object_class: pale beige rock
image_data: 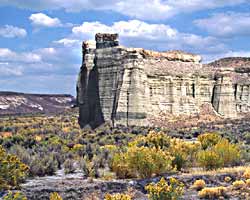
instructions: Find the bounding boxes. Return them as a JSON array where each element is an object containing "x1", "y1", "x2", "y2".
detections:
[{"x1": 77, "y1": 33, "x2": 250, "y2": 128}]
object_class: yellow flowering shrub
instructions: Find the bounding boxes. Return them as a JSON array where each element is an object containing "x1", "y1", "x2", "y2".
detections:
[
  {"x1": 111, "y1": 153, "x2": 134, "y2": 179},
  {"x1": 34, "y1": 135, "x2": 42, "y2": 142},
  {"x1": 128, "y1": 132, "x2": 200, "y2": 171},
  {"x1": 169, "y1": 139, "x2": 201, "y2": 170},
  {"x1": 212, "y1": 138, "x2": 241, "y2": 167},
  {"x1": 198, "y1": 133, "x2": 221, "y2": 149},
  {"x1": 49, "y1": 192, "x2": 63, "y2": 200},
  {"x1": 3, "y1": 191, "x2": 27, "y2": 200},
  {"x1": 72, "y1": 144, "x2": 84, "y2": 151},
  {"x1": 0, "y1": 145, "x2": 29, "y2": 190},
  {"x1": 128, "y1": 131, "x2": 171, "y2": 149},
  {"x1": 101, "y1": 145, "x2": 118, "y2": 152},
  {"x1": 232, "y1": 180, "x2": 245, "y2": 190},
  {"x1": 191, "y1": 179, "x2": 206, "y2": 191},
  {"x1": 197, "y1": 138, "x2": 241, "y2": 170},
  {"x1": 198, "y1": 187, "x2": 227, "y2": 199},
  {"x1": 224, "y1": 176, "x2": 232, "y2": 182},
  {"x1": 104, "y1": 193, "x2": 132, "y2": 200},
  {"x1": 245, "y1": 179, "x2": 250, "y2": 187},
  {"x1": 243, "y1": 168, "x2": 250, "y2": 179},
  {"x1": 112, "y1": 146, "x2": 173, "y2": 178},
  {"x1": 145, "y1": 177, "x2": 184, "y2": 200},
  {"x1": 197, "y1": 149, "x2": 222, "y2": 170}
]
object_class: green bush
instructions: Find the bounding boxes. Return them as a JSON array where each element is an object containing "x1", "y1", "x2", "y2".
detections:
[
  {"x1": 145, "y1": 177, "x2": 184, "y2": 200},
  {"x1": 29, "y1": 154, "x2": 58, "y2": 176},
  {"x1": 243, "y1": 132, "x2": 250, "y2": 144},
  {"x1": 63, "y1": 159, "x2": 76, "y2": 174},
  {"x1": 81, "y1": 157, "x2": 99, "y2": 178}
]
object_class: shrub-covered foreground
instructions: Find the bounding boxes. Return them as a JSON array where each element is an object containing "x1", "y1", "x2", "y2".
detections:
[
  {"x1": 110, "y1": 132, "x2": 242, "y2": 178},
  {"x1": 1, "y1": 113, "x2": 250, "y2": 199}
]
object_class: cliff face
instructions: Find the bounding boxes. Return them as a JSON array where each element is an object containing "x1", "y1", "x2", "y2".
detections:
[{"x1": 77, "y1": 33, "x2": 250, "y2": 128}]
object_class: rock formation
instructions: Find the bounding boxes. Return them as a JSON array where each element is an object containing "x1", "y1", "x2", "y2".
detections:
[{"x1": 77, "y1": 33, "x2": 250, "y2": 128}]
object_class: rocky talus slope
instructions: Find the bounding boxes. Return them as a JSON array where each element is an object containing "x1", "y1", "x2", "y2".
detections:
[
  {"x1": 77, "y1": 33, "x2": 250, "y2": 128},
  {"x1": 0, "y1": 92, "x2": 75, "y2": 115}
]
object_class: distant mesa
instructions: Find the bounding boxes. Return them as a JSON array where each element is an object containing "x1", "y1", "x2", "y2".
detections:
[
  {"x1": 0, "y1": 91, "x2": 75, "y2": 116},
  {"x1": 77, "y1": 33, "x2": 250, "y2": 128}
]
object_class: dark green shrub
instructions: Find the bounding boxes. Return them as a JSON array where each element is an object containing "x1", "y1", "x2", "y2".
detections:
[{"x1": 63, "y1": 159, "x2": 76, "y2": 174}]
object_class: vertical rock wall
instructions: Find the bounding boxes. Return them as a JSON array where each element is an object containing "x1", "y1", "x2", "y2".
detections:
[
  {"x1": 77, "y1": 40, "x2": 104, "y2": 128},
  {"x1": 77, "y1": 33, "x2": 250, "y2": 128}
]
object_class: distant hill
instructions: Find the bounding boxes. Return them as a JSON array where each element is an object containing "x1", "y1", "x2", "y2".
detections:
[
  {"x1": 207, "y1": 57, "x2": 250, "y2": 68},
  {"x1": 0, "y1": 91, "x2": 76, "y2": 116}
]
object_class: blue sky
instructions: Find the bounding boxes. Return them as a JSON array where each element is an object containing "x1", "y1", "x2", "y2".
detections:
[{"x1": 0, "y1": 0, "x2": 250, "y2": 95}]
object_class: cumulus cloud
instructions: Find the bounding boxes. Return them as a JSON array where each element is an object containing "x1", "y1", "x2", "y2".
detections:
[
  {"x1": 194, "y1": 12, "x2": 250, "y2": 37},
  {"x1": 0, "y1": 0, "x2": 247, "y2": 20},
  {"x1": 69, "y1": 20, "x2": 225, "y2": 54},
  {"x1": 72, "y1": 20, "x2": 177, "y2": 40},
  {"x1": 0, "y1": 45, "x2": 80, "y2": 79},
  {"x1": 0, "y1": 46, "x2": 78, "y2": 94},
  {"x1": 0, "y1": 48, "x2": 41, "y2": 63},
  {"x1": 0, "y1": 25, "x2": 27, "y2": 38},
  {"x1": 29, "y1": 13, "x2": 62, "y2": 27}
]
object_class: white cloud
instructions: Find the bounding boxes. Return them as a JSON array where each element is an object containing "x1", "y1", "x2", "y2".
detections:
[
  {"x1": 70, "y1": 20, "x2": 224, "y2": 54},
  {"x1": 0, "y1": 48, "x2": 41, "y2": 63},
  {"x1": 0, "y1": 0, "x2": 247, "y2": 20},
  {"x1": 194, "y1": 12, "x2": 250, "y2": 37},
  {"x1": 72, "y1": 20, "x2": 177, "y2": 40},
  {"x1": 0, "y1": 25, "x2": 27, "y2": 38},
  {"x1": 29, "y1": 13, "x2": 62, "y2": 27},
  {"x1": 54, "y1": 38, "x2": 80, "y2": 47},
  {"x1": 0, "y1": 48, "x2": 15, "y2": 57},
  {"x1": 0, "y1": 44, "x2": 81, "y2": 79},
  {"x1": 0, "y1": 62, "x2": 23, "y2": 76}
]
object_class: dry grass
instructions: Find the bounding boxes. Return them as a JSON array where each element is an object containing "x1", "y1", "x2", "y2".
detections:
[{"x1": 188, "y1": 166, "x2": 250, "y2": 176}]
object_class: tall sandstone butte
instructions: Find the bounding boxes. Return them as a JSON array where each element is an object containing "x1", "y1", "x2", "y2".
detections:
[{"x1": 77, "y1": 33, "x2": 250, "y2": 128}]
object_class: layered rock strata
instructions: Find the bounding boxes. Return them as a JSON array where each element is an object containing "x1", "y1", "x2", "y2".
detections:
[{"x1": 77, "y1": 33, "x2": 250, "y2": 128}]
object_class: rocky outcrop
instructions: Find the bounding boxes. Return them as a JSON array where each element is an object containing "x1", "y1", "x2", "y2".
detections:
[{"x1": 77, "y1": 33, "x2": 250, "y2": 128}]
